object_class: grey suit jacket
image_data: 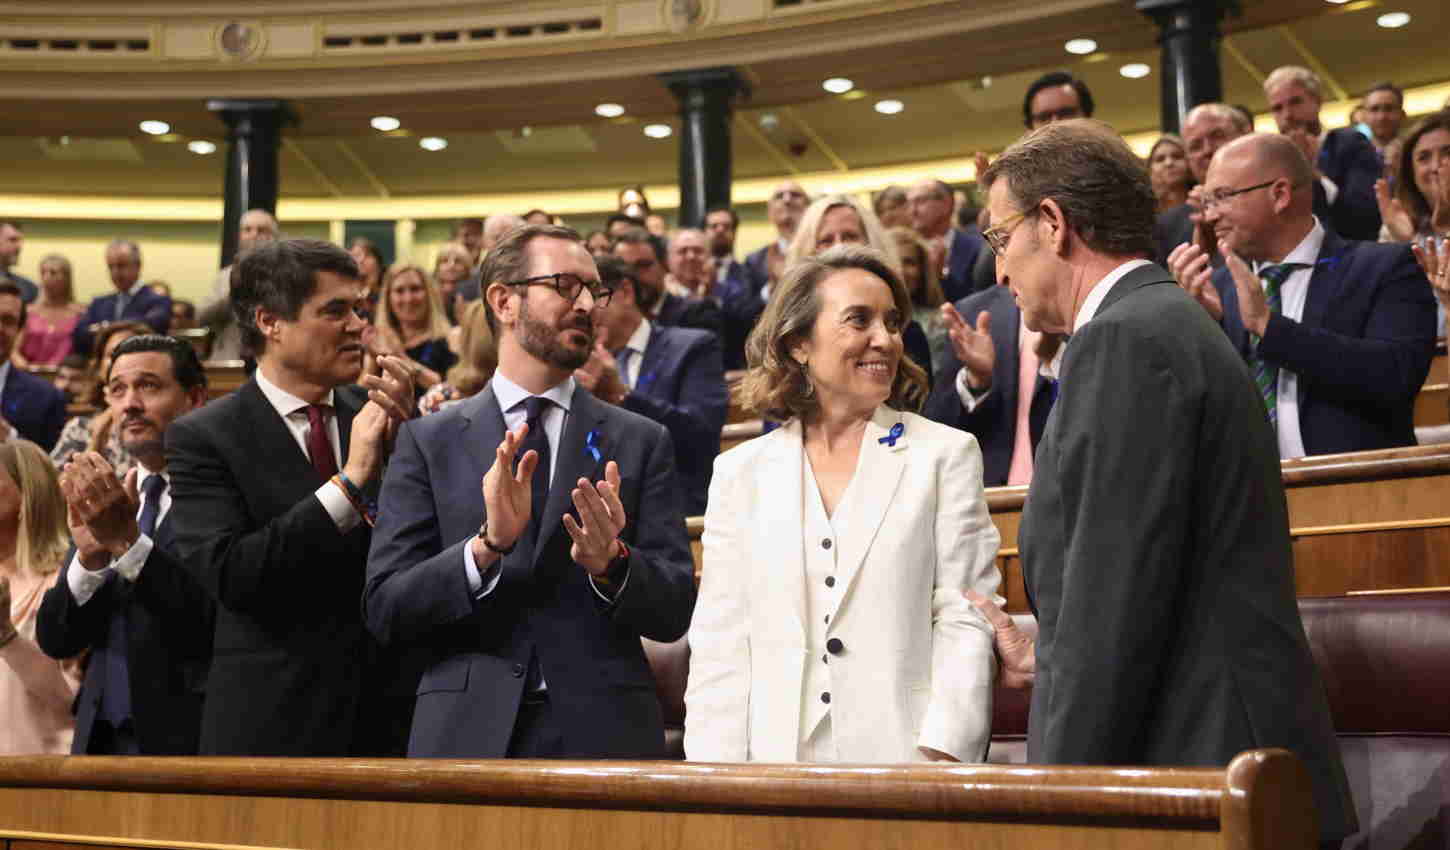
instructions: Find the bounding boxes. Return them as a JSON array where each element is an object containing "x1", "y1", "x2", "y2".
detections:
[{"x1": 1018, "y1": 263, "x2": 1356, "y2": 841}]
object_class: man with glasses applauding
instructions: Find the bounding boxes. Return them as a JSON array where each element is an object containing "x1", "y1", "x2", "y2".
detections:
[
  {"x1": 365, "y1": 224, "x2": 696, "y2": 759},
  {"x1": 1190, "y1": 133, "x2": 1435, "y2": 458}
]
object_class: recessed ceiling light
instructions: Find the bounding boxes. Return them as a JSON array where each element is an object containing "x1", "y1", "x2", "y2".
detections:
[
  {"x1": 595, "y1": 103, "x2": 625, "y2": 118},
  {"x1": 1376, "y1": 11, "x2": 1410, "y2": 27},
  {"x1": 139, "y1": 120, "x2": 170, "y2": 135},
  {"x1": 822, "y1": 77, "x2": 854, "y2": 94},
  {"x1": 187, "y1": 140, "x2": 217, "y2": 155},
  {"x1": 1064, "y1": 38, "x2": 1098, "y2": 55},
  {"x1": 643, "y1": 123, "x2": 673, "y2": 139},
  {"x1": 1324, "y1": 0, "x2": 1351, "y2": 4},
  {"x1": 1120, "y1": 63, "x2": 1151, "y2": 79},
  {"x1": 419, "y1": 137, "x2": 448, "y2": 151},
  {"x1": 874, "y1": 99, "x2": 904, "y2": 115},
  {"x1": 370, "y1": 116, "x2": 401, "y2": 131}
]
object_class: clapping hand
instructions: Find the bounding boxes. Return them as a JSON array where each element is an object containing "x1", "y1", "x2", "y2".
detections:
[
  {"x1": 1221, "y1": 241, "x2": 1271, "y2": 337},
  {"x1": 563, "y1": 461, "x2": 627, "y2": 578},
  {"x1": 940, "y1": 303, "x2": 994, "y2": 390},
  {"x1": 1375, "y1": 178, "x2": 1416, "y2": 242},
  {"x1": 575, "y1": 342, "x2": 628, "y2": 405},
  {"x1": 1166, "y1": 242, "x2": 1223, "y2": 321},
  {"x1": 1411, "y1": 235, "x2": 1450, "y2": 314},
  {"x1": 477, "y1": 421, "x2": 540, "y2": 559},
  {"x1": 59, "y1": 452, "x2": 139, "y2": 559},
  {"x1": 359, "y1": 354, "x2": 415, "y2": 426}
]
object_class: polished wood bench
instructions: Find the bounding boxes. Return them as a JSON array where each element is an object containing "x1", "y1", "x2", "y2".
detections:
[{"x1": 0, "y1": 749, "x2": 1318, "y2": 850}]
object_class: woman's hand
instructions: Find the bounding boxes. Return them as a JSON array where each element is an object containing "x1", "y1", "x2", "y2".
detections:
[
  {"x1": 965, "y1": 589, "x2": 1035, "y2": 690},
  {"x1": 1375, "y1": 178, "x2": 1416, "y2": 243},
  {"x1": 0, "y1": 576, "x2": 16, "y2": 645},
  {"x1": 1411, "y1": 236, "x2": 1450, "y2": 314}
]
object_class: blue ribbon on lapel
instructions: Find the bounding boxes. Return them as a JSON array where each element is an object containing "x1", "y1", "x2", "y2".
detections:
[
  {"x1": 585, "y1": 429, "x2": 602, "y2": 462},
  {"x1": 878, "y1": 422, "x2": 904, "y2": 447},
  {"x1": 637, "y1": 372, "x2": 657, "y2": 389}
]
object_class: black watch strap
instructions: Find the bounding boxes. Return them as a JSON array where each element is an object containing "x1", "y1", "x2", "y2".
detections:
[{"x1": 479, "y1": 520, "x2": 516, "y2": 555}]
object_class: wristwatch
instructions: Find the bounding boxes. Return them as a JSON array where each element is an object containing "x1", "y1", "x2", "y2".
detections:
[{"x1": 478, "y1": 519, "x2": 516, "y2": 555}]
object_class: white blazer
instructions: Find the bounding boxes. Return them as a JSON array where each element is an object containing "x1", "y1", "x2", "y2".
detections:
[{"x1": 684, "y1": 407, "x2": 1002, "y2": 763}]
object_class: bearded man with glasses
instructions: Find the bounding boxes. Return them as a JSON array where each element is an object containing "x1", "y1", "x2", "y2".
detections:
[{"x1": 365, "y1": 223, "x2": 696, "y2": 759}]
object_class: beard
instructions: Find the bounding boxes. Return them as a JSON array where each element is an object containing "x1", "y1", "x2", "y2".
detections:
[
  {"x1": 118, "y1": 414, "x2": 165, "y2": 459},
  {"x1": 517, "y1": 294, "x2": 593, "y2": 370}
]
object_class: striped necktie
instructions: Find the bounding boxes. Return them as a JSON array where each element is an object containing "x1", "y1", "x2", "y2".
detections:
[{"x1": 1249, "y1": 262, "x2": 1307, "y2": 428}]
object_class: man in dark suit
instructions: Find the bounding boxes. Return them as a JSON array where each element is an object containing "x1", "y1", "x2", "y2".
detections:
[
  {"x1": 613, "y1": 228, "x2": 723, "y2": 338},
  {"x1": 742, "y1": 180, "x2": 808, "y2": 299},
  {"x1": 0, "y1": 282, "x2": 66, "y2": 450},
  {"x1": 1154, "y1": 103, "x2": 1252, "y2": 265},
  {"x1": 166, "y1": 238, "x2": 417, "y2": 757},
  {"x1": 0, "y1": 221, "x2": 38, "y2": 303},
  {"x1": 1265, "y1": 66, "x2": 1382, "y2": 242},
  {"x1": 1202, "y1": 133, "x2": 1435, "y2": 458},
  {"x1": 705, "y1": 206, "x2": 755, "y2": 369},
  {"x1": 909, "y1": 179, "x2": 985, "y2": 303},
  {"x1": 73, "y1": 240, "x2": 172, "y2": 356},
  {"x1": 575, "y1": 255, "x2": 726, "y2": 515},
  {"x1": 922, "y1": 284, "x2": 1058, "y2": 487},
  {"x1": 983, "y1": 119, "x2": 1355, "y2": 845},
  {"x1": 38, "y1": 335, "x2": 213, "y2": 755},
  {"x1": 364, "y1": 224, "x2": 696, "y2": 759}
]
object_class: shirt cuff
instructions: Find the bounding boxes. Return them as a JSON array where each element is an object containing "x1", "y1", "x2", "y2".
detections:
[
  {"x1": 67, "y1": 554, "x2": 112, "y2": 606},
  {"x1": 111, "y1": 533, "x2": 154, "y2": 582},
  {"x1": 463, "y1": 538, "x2": 503, "y2": 598},
  {"x1": 316, "y1": 480, "x2": 363, "y2": 533},
  {"x1": 1319, "y1": 175, "x2": 1339, "y2": 206},
  {"x1": 954, "y1": 368, "x2": 991, "y2": 413}
]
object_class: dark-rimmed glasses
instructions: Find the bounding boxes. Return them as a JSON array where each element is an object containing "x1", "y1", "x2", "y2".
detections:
[
  {"x1": 506, "y1": 273, "x2": 613, "y2": 308},
  {"x1": 982, "y1": 209, "x2": 1033, "y2": 257},
  {"x1": 1200, "y1": 180, "x2": 1279, "y2": 212}
]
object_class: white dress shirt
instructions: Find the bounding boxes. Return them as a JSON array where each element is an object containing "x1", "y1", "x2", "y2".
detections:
[
  {"x1": 253, "y1": 368, "x2": 360, "y2": 532},
  {"x1": 1254, "y1": 218, "x2": 1325, "y2": 460},
  {"x1": 798, "y1": 454, "x2": 855, "y2": 760},
  {"x1": 68, "y1": 467, "x2": 171, "y2": 605},
  {"x1": 617, "y1": 319, "x2": 652, "y2": 390},
  {"x1": 1040, "y1": 259, "x2": 1153, "y2": 381}
]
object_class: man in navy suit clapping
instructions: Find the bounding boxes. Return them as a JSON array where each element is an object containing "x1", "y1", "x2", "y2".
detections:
[{"x1": 73, "y1": 240, "x2": 171, "y2": 356}]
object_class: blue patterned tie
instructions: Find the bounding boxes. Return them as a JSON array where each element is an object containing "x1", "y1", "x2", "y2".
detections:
[
  {"x1": 614, "y1": 348, "x2": 634, "y2": 390},
  {"x1": 1249, "y1": 263, "x2": 1306, "y2": 428}
]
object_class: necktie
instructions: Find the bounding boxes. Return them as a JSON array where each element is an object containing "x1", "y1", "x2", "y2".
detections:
[
  {"x1": 614, "y1": 348, "x2": 635, "y2": 390},
  {"x1": 113, "y1": 292, "x2": 128, "y2": 321},
  {"x1": 517, "y1": 397, "x2": 553, "y2": 545},
  {"x1": 100, "y1": 475, "x2": 165, "y2": 735},
  {"x1": 1249, "y1": 263, "x2": 1306, "y2": 428},
  {"x1": 305, "y1": 405, "x2": 338, "y2": 480},
  {"x1": 137, "y1": 473, "x2": 165, "y2": 537}
]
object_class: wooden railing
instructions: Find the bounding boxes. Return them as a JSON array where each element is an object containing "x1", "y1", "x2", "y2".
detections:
[{"x1": 0, "y1": 749, "x2": 1318, "y2": 850}]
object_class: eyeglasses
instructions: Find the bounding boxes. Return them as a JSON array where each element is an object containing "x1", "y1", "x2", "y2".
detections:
[
  {"x1": 506, "y1": 273, "x2": 613, "y2": 308},
  {"x1": 771, "y1": 189, "x2": 807, "y2": 202},
  {"x1": 982, "y1": 209, "x2": 1033, "y2": 257},
  {"x1": 1199, "y1": 179, "x2": 1280, "y2": 211}
]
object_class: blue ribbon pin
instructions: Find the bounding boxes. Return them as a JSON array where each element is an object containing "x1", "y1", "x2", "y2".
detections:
[
  {"x1": 878, "y1": 422, "x2": 904, "y2": 447},
  {"x1": 585, "y1": 429, "x2": 602, "y2": 462}
]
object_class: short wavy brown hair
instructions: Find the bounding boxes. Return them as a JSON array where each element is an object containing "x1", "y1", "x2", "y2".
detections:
[{"x1": 737, "y1": 245, "x2": 927, "y2": 423}]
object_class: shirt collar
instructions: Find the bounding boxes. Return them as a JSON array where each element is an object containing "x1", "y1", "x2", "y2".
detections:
[
  {"x1": 0, "y1": 360, "x2": 10, "y2": 398},
  {"x1": 624, "y1": 318, "x2": 651, "y2": 356},
  {"x1": 1253, "y1": 218, "x2": 1324, "y2": 273},
  {"x1": 1040, "y1": 258, "x2": 1154, "y2": 381},
  {"x1": 254, "y1": 368, "x2": 336, "y2": 418},
  {"x1": 490, "y1": 369, "x2": 576, "y2": 415},
  {"x1": 136, "y1": 466, "x2": 170, "y2": 493}
]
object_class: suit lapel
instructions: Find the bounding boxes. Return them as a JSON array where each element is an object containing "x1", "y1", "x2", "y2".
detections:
[
  {"x1": 236, "y1": 380, "x2": 317, "y2": 490},
  {"x1": 834, "y1": 408, "x2": 908, "y2": 607},
  {"x1": 1299, "y1": 230, "x2": 1342, "y2": 334},
  {"x1": 995, "y1": 290, "x2": 1023, "y2": 424},
  {"x1": 635, "y1": 327, "x2": 669, "y2": 396},
  {"x1": 759, "y1": 421, "x2": 807, "y2": 638},
  {"x1": 532, "y1": 386, "x2": 606, "y2": 567},
  {"x1": 458, "y1": 386, "x2": 506, "y2": 483}
]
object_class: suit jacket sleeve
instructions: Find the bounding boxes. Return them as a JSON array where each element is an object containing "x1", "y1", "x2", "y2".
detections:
[
  {"x1": 1038, "y1": 320, "x2": 1197, "y2": 763},
  {"x1": 1322, "y1": 131, "x2": 1384, "y2": 242},
  {"x1": 141, "y1": 292, "x2": 173, "y2": 334},
  {"x1": 682, "y1": 450, "x2": 751, "y2": 761},
  {"x1": 1258, "y1": 247, "x2": 1436, "y2": 407},
  {"x1": 622, "y1": 335, "x2": 727, "y2": 461},
  {"x1": 918, "y1": 433, "x2": 1000, "y2": 761},
  {"x1": 37, "y1": 388, "x2": 66, "y2": 452},
  {"x1": 36, "y1": 554, "x2": 112, "y2": 660},
  {"x1": 131, "y1": 544, "x2": 216, "y2": 650},
  {"x1": 72, "y1": 301, "x2": 102, "y2": 356},
  {"x1": 167, "y1": 413, "x2": 367, "y2": 618}
]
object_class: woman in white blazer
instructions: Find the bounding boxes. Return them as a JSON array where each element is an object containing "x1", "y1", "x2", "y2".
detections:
[{"x1": 684, "y1": 245, "x2": 1002, "y2": 763}]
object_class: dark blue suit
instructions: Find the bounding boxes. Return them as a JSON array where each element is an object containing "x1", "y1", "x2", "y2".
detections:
[
  {"x1": 1216, "y1": 229, "x2": 1435, "y2": 456},
  {"x1": 3, "y1": 364, "x2": 66, "y2": 451},
  {"x1": 363, "y1": 384, "x2": 697, "y2": 758},
  {"x1": 36, "y1": 508, "x2": 214, "y2": 755},
  {"x1": 940, "y1": 228, "x2": 987, "y2": 304},
  {"x1": 1316, "y1": 127, "x2": 1383, "y2": 242},
  {"x1": 621, "y1": 324, "x2": 727, "y2": 516},
  {"x1": 922, "y1": 285, "x2": 1055, "y2": 486},
  {"x1": 73, "y1": 285, "x2": 172, "y2": 355},
  {"x1": 2, "y1": 271, "x2": 38, "y2": 303}
]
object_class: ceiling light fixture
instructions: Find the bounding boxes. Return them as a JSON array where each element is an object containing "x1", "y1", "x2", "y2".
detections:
[
  {"x1": 187, "y1": 140, "x2": 217, "y2": 155},
  {"x1": 419, "y1": 137, "x2": 448, "y2": 151},
  {"x1": 139, "y1": 120, "x2": 170, "y2": 135},
  {"x1": 370, "y1": 116, "x2": 401, "y2": 131},
  {"x1": 643, "y1": 123, "x2": 673, "y2": 139},
  {"x1": 1323, "y1": 0, "x2": 1351, "y2": 4},
  {"x1": 874, "y1": 99, "x2": 904, "y2": 115},
  {"x1": 1119, "y1": 63, "x2": 1151, "y2": 79},
  {"x1": 1064, "y1": 38, "x2": 1098, "y2": 55},
  {"x1": 595, "y1": 103, "x2": 625, "y2": 118},
  {"x1": 1376, "y1": 11, "x2": 1410, "y2": 27},
  {"x1": 822, "y1": 77, "x2": 854, "y2": 94}
]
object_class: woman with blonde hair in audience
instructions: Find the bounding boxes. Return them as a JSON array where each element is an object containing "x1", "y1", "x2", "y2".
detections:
[
  {"x1": 369, "y1": 262, "x2": 457, "y2": 394},
  {"x1": 785, "y1": 194, "x2": 933, "y2": 385},
  {"x1": 684, "y1": 245, "x2": 1001, "y2": 764},
  {"x1": 432, "y1": 241, "x2": 473, "y2": 324},
  {"x1": 889, "y1": 226, "x2": 950, "y2": 374},
  {"x1": 11, "y1": 254, "x2": 83, "y2": 369},
  {"x1": 1148, "y1": 134, "x2": 1194, "y2": 213},
  {"x1": 0, "y1": 440, "x2": 82, "y2": 754},
  {"x1": 49, "y1": 321, "x2": 149, "y2": 472},
  {"x1": 417, "y1": 300, "x2": 498, "y2": 415}
]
